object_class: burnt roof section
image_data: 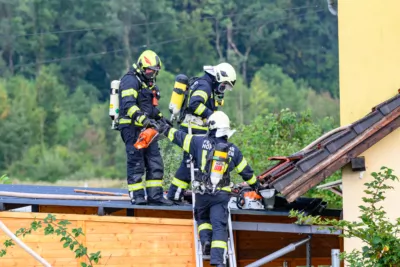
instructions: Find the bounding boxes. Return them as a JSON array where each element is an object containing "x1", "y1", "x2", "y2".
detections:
[
  {"x1": 0, "y1": 184, "x2": 341, "y2": 217},
  {"x1": 260, "y1": 91, "x2": 400, "y2": 203}
]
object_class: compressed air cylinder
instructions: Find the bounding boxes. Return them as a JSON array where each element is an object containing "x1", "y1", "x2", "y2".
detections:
[
  {"x1": 210, "y1": 143, "x2": 230, "y2": 191},
  {"x1": 169, "y1": 74, "x2": 189, "y2": 115},
  {"x1": 109, "y1": 80, "x2": 120, "y2": 129}
]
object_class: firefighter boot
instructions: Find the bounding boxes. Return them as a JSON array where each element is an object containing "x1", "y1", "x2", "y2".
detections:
[
  {"x1": 202, "y1": 241, "x2": 211, "y2": 256},
  {"x1": 146, "y1": 187, "x2": 174, "y2": 206},
  {"x1": 129, "y1": 191, "x2": 147, "y2": 205}
]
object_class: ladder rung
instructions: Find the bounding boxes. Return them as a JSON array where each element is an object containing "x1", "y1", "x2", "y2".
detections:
[{"x1": 202, "y1": 255, "x2": 211, "y2": 260}]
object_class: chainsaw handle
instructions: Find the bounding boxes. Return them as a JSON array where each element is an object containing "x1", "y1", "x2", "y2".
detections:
[
  {"x1": 236, "y1": 194, "x2": 244, "y2": 209},
  {"x1": 236, "y1": 187, "x2": 253, "y2": 210}
]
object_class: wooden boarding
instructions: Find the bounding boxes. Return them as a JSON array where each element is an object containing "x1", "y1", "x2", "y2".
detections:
[
  {"x1": 0, "y1": 208, "x2": 340, "y2": 267},
  {"x1": 0, "y1": 211, "x2": 195, "y2": 267}
]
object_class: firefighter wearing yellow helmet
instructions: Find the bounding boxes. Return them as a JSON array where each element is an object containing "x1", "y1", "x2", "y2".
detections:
[
  {"x1": 166, "y1": 62, "x2": 237, "y2": 204},
  {"x1": 117, "y1": 50, "x2": 173, "y2": 206}
]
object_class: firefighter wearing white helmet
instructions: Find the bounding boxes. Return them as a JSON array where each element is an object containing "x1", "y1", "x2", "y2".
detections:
[
  {"x1": 166, "y1": 62, "x2": 237, "y2": 204},
  {"x1": 158, "y1": 111, "x2": 260, "y2": 266}
]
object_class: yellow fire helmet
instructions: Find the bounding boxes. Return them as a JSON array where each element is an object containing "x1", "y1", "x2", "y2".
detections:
[{"x1": 135, "y1": 50, "x2": 162, "y2": 81}]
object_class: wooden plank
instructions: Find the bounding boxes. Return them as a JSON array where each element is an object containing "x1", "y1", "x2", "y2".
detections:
[
  {"x1": 0, "y1": 218, "x2": 77, "y2": 229},
  {"x1": 110, "y1": 208, "x2": 127, "y2": 216},
  {"x1": 0, "y1": 258, "x2": 77, "y2": 266},
  {"x1": 85, "y1": 221, "x2": 192, "y2": 234},
  {"x1": 0, "y1": 233, "x2": 63, "y2": 243},
  {"x1": 0, "y1": 211, "x2": 193, "y2": 226},
  {"x1": 39, "y1": 205, "x2": 98, "y2": 215},
  {"x1": 95, "y1": 265, "x2": 194, "y2": 267},
  {"x1": 339, "y1": 235, "x2": 344, "y2": 267},
  {"x1": 234, "y1": 214, "x2": 297, "y2": 223},
  {"x1": 291, "y1": 257, "x2": 332, "y2": 266},
  {"x1": 85, "y1": 241, "x2": 193, "y2": 250},
  {"x1": 95, "y1": 255, "x2": 193, "y2": 265},
  {"x1": 3, "y1": 265, "x2": 194, "y2": 267},
  {"x1": 135, "y1": 209, "x2": 193, "y2": 219},
  {"x1": 83, "y1": 247, "x2": 193, "y2": 257},
  {"x1": 85, "y1": 232, "x2": 192, "y2": 242},
  {"x1": 239, "y1": 259, "x2": 289, "y2": 267},
  {"x1": 2, "y1": 247, "x2": 76, "y2": 258}
]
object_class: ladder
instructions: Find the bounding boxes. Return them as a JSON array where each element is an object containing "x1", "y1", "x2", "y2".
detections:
[{"x1": 187, "y1": 121, "x2": 237, "y2": 267}]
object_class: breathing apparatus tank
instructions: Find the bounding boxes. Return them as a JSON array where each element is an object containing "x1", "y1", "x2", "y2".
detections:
[
  {"x1": 210, "y1": 143, "x2": 230, "y2": 193},
  {"x1": 169, "y1": 74, "x2": 189, "y2": 121},
  {"x1": 109, "y1": 80, "x2": 120, "y2": 130}
]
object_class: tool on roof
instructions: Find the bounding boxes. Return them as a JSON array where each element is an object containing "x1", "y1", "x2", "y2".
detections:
[{"x1": 74, "y1": 189, "x2": 128, "y2": 197}]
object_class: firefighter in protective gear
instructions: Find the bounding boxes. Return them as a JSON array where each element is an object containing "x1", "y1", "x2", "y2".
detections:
[
  {"x1": 118, "y1": 50, "x2": 173, "y2": 206},
  {"x1": 159, "y1": 111, "x2": 260, "y2": 267},
  {"x1": 167, "y1": 62, "x2": 237, "y2": 204}
]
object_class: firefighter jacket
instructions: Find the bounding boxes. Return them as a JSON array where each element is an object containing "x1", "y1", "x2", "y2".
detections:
[
  {"x1": 118, "y1": 69, "x2": 163, "y2": 128},
  {"x1": 180, "y1": 73, "x2": 218, "y2": 130},
  {"x1": 165, "y1": 127, "x2": 258, "y2": 189}
]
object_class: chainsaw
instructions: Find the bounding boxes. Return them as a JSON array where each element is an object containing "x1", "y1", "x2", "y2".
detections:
[{"x1": 134, "y1": 128, "x2": 160, "y2": 150}]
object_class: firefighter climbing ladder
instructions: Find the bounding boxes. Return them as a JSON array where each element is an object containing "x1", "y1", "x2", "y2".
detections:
[{"x1": 187, "y1": 119, "x2": 237, "y2": 267}]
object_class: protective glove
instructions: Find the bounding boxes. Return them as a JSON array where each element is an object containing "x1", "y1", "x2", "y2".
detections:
[
  {"x1": 158, "y1": 118, "x2": 172, "y2": 136},
  {"x1": 160, "y1": 117, "x2": 173, "y2": 127},
  {"x1": 142, "y1": 117, "x2": 159, "y2": 130},
  {"x1": 249, "y1": 179, "x2": 261, "y2": 194}
]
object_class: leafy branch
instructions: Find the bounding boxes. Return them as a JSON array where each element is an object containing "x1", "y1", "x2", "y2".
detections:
[
  {"x1": 0, "y1": 174, "x2": 11, "y2": 184},
  {"x1": 289, "y1": 166, "x2": 400, "y2": 267},
  {"x1": 0, "y1": 214, "x2": 101, "y2": 267}
]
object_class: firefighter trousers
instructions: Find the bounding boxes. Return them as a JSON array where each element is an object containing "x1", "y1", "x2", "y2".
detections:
[
  {"x1": 167, "y1": 125, "x2": 207, "y2": 201},
  {"x1": 120, "y1": 126, "x2": 164, "y2": 202},
  {"x1": 195, "y1": 191, "x2": 231, "y2": 265}
]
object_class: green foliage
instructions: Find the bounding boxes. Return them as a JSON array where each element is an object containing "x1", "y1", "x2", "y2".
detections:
[
  {"x1": 0, "y1": 214, "x2": 101, "y2": 267},
  {"x1": 0, "y1": 174, "x2": 11, "y2": 184},
  {"x1": 289, "y1": 167, "x2": 400, "y2": 266},
  {"x1": 0, "y1": 0, "x2": 341, "y2": 206},
  {"x1": 231, "y1": 109, "x2": 330, "y2": 176}
]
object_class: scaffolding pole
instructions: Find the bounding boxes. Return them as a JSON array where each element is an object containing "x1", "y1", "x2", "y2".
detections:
[
  {"x1": 306, "y1": 235, "x2": 312, "y2": 267},
  {"x1": 331, "y1": 249, "x2": 340, "y2": 267},
  {"x1": 245, "y1": 236, "x2": 311, "y2": 267},
  {"x1": 0, "y1": 220, "x2": 52, "y2": 267}
]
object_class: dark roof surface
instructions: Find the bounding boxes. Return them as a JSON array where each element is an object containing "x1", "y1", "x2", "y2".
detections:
[{"x1": 0, "y1": 184, "x2": 341, "y2": 217}]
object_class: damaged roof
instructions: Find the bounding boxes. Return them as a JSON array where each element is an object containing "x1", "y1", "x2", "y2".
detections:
[{"x1": 259, "y1": 91, "x2": 400, "y2": 203}]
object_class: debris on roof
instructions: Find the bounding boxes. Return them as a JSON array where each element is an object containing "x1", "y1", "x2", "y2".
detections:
[
  {"x1": 259, "y1": 91, "x2": 400, "y2": 202},
  {"x1": 316, "y1": 180, "x2": 342, "y2": 197}
]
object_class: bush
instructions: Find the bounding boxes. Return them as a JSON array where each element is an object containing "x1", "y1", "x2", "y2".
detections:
[{"x1": 290, "y1": 167, "x2": 400, "y2": 267}]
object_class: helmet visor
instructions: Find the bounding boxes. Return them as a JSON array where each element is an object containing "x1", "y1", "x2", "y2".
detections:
[
  {"x1": 144, "y1": 68, "x2": 158, "y2": 80},
  {"x1": 217, "y1": 82, "x2": 233, "y2": 94},
  {"x1": 215, "y1": 128, "x2": 236, "y2": 139}
]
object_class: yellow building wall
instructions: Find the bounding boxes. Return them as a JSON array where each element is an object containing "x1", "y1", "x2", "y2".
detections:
[{"x1": 338, "y1": 0, "x2": 400, "y2": 254}]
